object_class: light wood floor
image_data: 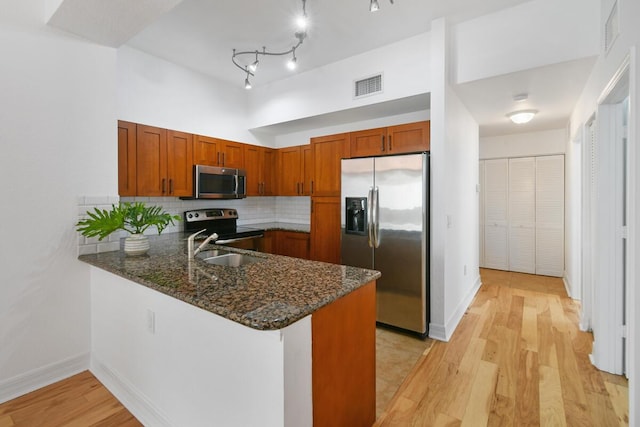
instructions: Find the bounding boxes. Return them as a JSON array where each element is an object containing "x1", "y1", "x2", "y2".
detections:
[
  {"x1": 375, "y1": 268, "x2": 629, "y2": 426},
  {"x1": 0, "y1": 371, "x2": 141, "y2": 426},
  {"x1": 0, "y1": 269, "x2": 629, "y2": 426}
]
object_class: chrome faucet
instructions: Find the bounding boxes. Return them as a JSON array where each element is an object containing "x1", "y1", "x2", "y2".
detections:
[{"x1": 188, "y1": 229, "x2": 219, "y2": 259}]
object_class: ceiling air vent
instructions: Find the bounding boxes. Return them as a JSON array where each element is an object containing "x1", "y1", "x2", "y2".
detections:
[{"x1": 354, "y1": 74, "x2": 383, "y2": 98}]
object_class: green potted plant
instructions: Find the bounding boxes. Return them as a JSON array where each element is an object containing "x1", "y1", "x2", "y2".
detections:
[{"x1": 77, "y1": 202, "x2": 181, "y2": 256}]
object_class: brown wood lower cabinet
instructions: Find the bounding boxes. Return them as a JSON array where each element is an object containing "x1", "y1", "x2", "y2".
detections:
[
  {"x1": 312, "y1": 281, "x2": 376, "y2": 426},
  {"x1": 310, "y1": 197, "x2": 341, "y2": 264},
  {"x1": 258, "y1": 230, "x2": 310, "y2": 259}
]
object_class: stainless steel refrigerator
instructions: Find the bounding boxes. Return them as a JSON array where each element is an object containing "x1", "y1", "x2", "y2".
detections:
[{"x1": 341, "y1": 153, "x2": 429, "y2": 336}]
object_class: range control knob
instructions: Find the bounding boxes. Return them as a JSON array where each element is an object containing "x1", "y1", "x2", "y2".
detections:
[
  {"x1": 187, "y1": 213, "x2": 193, "y2": 219},
  {"x1": 194, "y1": 213, "x2": 199, "y2": 218}
]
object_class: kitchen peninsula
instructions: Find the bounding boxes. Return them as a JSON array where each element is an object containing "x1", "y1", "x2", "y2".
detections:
[{"x1": 79, "y1": 233, "x2": 379, "y2": 427}]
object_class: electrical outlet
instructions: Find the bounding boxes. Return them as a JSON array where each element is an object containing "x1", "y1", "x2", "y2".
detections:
[
  {"x1": 147, "y1": 309, "x2": 155, "y2": 334},
  {"x1": 464, "y1": 265, "x2": 467, "y2": 276}
]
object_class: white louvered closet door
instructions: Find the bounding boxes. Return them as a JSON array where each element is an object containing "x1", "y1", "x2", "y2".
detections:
[
  {"x1": 483, "y1": 159, "x2": 509, "y2": 270},
  {"x1": 536, "y1": 155, "x2": 565, "y2": 276},
  {"x1": 508, "y1": 158, "x2": 536, "y2": 274}
]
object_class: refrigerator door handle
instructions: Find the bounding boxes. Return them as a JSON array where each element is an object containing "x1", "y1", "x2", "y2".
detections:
[
  {"x1": 373, "y1": 186, "x2": 380, "y2": 248},
  {"x1": 367, "y1": 187, "x2": 375, "y2": 248}
]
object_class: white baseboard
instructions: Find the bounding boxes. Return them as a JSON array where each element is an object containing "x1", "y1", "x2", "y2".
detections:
[
  {"x1": 562, "y1": 271, "x2": 573, "y2": 299},
  {"x1": 0, "y1": 353, "x2": 90, "y2": 404},
  {"x1": 90, "y1": 357, "x2": 173, "y2": 427},
  {"x1": 429, "y1": 274, "x2": 482, "y2": 342}
]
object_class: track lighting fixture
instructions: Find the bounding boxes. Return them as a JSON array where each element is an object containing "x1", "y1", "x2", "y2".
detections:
[
  {"x1": 370, "y1": 0, "x2": 393, "y2": 12},
  {"x1": 232, "y1": 0, "x2": 308, "y2": 89}
]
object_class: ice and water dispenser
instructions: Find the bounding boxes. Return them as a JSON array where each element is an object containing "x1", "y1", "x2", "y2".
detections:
[{"x1": 345, "y1": 197, "x2": 367, "y2": 235}]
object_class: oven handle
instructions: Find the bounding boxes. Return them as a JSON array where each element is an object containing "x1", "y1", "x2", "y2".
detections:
[{"x1": 215, "y1": 234, "x2": 264, "y2": 245}]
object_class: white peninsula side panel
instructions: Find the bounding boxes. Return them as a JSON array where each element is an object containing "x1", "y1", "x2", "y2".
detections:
[{"x1": 89, "y1": 267, "x2": 312, "y2": 427}]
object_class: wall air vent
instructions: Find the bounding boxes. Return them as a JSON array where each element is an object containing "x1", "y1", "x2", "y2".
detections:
[{"x1": 354, "y1": 73, "x2": 383, "y2": 98}]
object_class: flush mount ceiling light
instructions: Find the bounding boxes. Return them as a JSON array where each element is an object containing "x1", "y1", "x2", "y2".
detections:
[
  {"x1": 369, "y1": 0, "x2": 394, "y2": 12},
  {"x1": 232, "y1": 0, "x2": 308, "y2": 89},
  {"x1": 507, "y1": 109, "x2": 538, "y2": 124}
]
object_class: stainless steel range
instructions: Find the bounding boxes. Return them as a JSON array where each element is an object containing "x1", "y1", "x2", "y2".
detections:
[{"x1": 184, "y1": 208, "x2": 264, "y2": 245}]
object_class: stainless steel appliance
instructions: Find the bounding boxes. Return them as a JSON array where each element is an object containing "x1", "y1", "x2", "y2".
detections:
[
  {"x1": 185, "y1": 165, "x2": 247, "y2": 199},
  {"x1": 184, "y1": 208, "x2": 263, "y2": 246},
  {"x1": 341, "y1": 153, "x2": 429, "y2": 336}
]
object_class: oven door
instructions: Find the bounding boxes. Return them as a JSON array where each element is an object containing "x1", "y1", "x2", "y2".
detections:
[{"x1": 194, "y1": 165, "x2": 245, "y2": 199}]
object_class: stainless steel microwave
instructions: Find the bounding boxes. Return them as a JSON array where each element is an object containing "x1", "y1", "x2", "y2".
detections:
[{"x1": 189, "y1": 165, "x2": 246, "y2": 199}]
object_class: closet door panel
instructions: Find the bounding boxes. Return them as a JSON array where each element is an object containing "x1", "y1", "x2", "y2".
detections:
[
  {"x1": 508, "y1": 158, "x2": 535, "y2": 273},
  {"x1": 483, "y1": 159, "x2": 508, "y2": 270},
  {"x1": 536, "y1": 155, "x2": 565, "y2": 277}
]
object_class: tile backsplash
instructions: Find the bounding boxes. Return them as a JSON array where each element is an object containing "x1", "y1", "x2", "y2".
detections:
[{"x1": 78, "y1": 195, "x2": 311, "y2": 255}]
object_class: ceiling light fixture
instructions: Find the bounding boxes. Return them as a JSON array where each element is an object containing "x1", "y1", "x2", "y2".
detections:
[
  {"x1": 507, "y1": 109, "x2": 538, "y2": 124},
  {"x1": 369, "y1": 0, "x2": 393, "y2": 12},
  {"x1": 232, "y1": 0, "x2": 308, "y2": 89}
]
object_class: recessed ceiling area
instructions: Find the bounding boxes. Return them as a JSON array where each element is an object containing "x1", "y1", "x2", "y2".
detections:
[{"x1": 455, "y1": 57, "x2": 597, "y2": 137}]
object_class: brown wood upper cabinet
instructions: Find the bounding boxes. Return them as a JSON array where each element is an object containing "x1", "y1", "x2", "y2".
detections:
[
  {"x1": 193, "y1": 135, "x2": 244, "y2": 169},
  {"x1": 130, "y1": 124, "x2": 193, "y2": 197},
  {"x1": 311, "y1": 133, "x2": 349, "y2": 197},
  {"x1": 349, "y1": 121, "x2": 430, "y2": 158},
  {"x1": 277, "y1": 145, "x2": 312, "y2": 196},
  {"x1": 118, "y1": 121, "x2": 137, "y2": 197},
  {"x1": 244, "y1": 145, "x2": 276, "y2": 196}
]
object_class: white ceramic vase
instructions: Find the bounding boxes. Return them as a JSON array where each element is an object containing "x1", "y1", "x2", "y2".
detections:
[{"x1": 124, "y1": 234, "x2": 150, "y2": 256}]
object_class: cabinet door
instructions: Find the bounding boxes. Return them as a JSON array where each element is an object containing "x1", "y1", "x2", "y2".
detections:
[
  {"x1": 258, "y1": 230, "x2": 276, "y2": 253},
  {"x1": 221, "y1": 140, "x2": 244, "y2": 168},
  {"x1": 167, "y1": 130, "x2": 193, "y2": 197},
  {"x1": 302, "y1": 145, "x2": 313, "y2": 196},
  {"x1": 311, "y1": 133, "x2": 348, "y2": 197},
  {"x1": 387, "y1": 121, "x2": 430, "y2": 154},
  {"x1": 136, "y1": 124, "x2": 167, "y2": 196},
  {"x1": 278, "y1": 231, "x2": 310, "y2": 259},
  {"x1": 118, "y1": 121, "x2": 137, "y2": 196},
  {"x1": 349, "y1": 128, "x2": 386, "y2": 158},
  {"x1": 310, "y1": 197, "x2": 341, "y2": 264},
  {"x1": 193, "y1": 135, "x2": 221, "y2": 166},
  {"x1": 244, "y1": 145, "x2": 262, "y2": 196},
  {"x1": 262, "y1": 148, "x2": 276, "y2": 196},
  {"x1": 278, "y1": 146, "x2": 302, "y2": 196}
]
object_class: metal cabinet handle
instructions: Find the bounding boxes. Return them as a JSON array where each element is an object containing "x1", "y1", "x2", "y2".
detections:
[
  {"x1": 222, "y1": 152, "x2": 226, "y2": 166},
  {"x1": 169, "y1": 179, "x2": 174, "y2": 195},
  {"x1": 217, "y1": 152, "x2": 220, "y2": 165},
  {"x1": 311, "y1": 180, "x2": 314, "y2": 194},
  {"x1": 381, "y1": 135, "x2": 385, "y2": 152},
  {"x1": 388, "y1": 135, "x2": 392, "y2": 151},
  {"x1": 162, "y1": 178, "x2": 166, "y2": 194}
]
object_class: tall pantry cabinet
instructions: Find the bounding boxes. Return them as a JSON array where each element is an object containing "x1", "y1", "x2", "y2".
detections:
[{"x1": 479, "y1": 155, "x2": 564, "y2": 277}]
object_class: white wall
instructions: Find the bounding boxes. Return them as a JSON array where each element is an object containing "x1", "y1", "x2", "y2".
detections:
[
  {"x1": 453, "y1": 0, "x2": 599, "y2": 84},
  {"x1": 274, "y1": 110, "x2": 430, "y2": 148},
  {"x1": 479, "y1": 128, "x2": 566, "y2": 159},
  {"x1": 90, "y1": 267, "x2": 312, "y2": 427},
  {"x1": 117, "y1": 46, "x2": 270, "y2": 147},
  {"x1": 429, "y1": 18, "x2": 481, "y2": 341},
  {"x1": 248, "y1": 33, "x2": 430, "y2": 130},
  {"x1": 0, "y1": 0, "x2": 116, "y2": 402},
  {"x1": 567, "y1": 0, "x2": 640, "y2": 422}
]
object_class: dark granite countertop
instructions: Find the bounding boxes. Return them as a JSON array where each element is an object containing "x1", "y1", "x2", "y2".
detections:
[
  {"x1": 246, "y1": 222, "x2": 310, "y2": 233},
  {"x1": 78, "y1": 233, "x2": 379, "y2": 331}
]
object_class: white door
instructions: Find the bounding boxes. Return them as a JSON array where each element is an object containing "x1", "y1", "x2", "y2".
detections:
[
  {"x1": 535, "y1": 155, "x2": 565, "y2": 277},
  {"x1": 483, "y1": 159, "x2": 509, "y2": 270},
  {"x1": 508, "y1": 157, "x2": 536, "y2": 274}
]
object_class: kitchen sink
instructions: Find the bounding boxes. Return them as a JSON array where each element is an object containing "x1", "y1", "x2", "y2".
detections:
[
  {"x1": 199, "y1": 252, "x2": 265, "y2": 267},
  {"x1": 195, "y1": 249, "x2": 230, "y2": 260}
]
